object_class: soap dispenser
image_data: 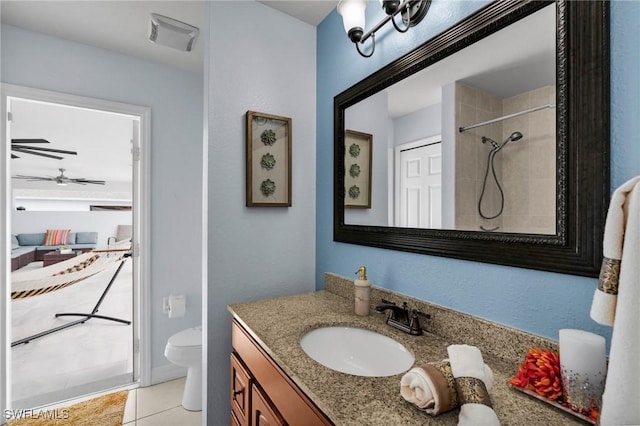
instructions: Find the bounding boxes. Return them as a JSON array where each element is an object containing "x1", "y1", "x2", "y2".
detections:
[{"x1": 354, "y1": 266, "x2": 371, "y2": 316}]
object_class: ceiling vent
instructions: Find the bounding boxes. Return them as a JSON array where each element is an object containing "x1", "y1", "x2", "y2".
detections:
[{"x1": 149, "y1": 13, "x2": 199, "y2": 52}]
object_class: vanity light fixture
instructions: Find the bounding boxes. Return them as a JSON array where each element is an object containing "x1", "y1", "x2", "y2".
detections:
[
  {"x1": 337, "y1": 0, "x2": 431, "y2": 58},
  {"x1": 148, "y1": 13, "x2": 199, "y2": 52}
]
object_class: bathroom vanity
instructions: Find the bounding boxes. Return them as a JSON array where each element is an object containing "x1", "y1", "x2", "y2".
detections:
[
  {"x1": 228, "y1": 273, "x2": 587, "y2": 425},
  {"x1": 230, "y1": 320, "x2": 331, "y2": 425}
]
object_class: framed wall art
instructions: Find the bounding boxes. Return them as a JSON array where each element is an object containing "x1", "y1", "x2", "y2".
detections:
[
  {"x1": 344, "y1": 129, "x2": 372, "y2": 209},
  {"x1": 246, "y1": 111, "x2": 292, "y2": 207}
]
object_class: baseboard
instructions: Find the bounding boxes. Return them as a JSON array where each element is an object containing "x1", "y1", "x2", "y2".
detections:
[{"x1": 151, "y1": 363, "x2": 186, "y2": 386}]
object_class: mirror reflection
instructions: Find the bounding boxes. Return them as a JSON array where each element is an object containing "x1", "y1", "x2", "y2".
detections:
[{"x1": 344, "y1": 4, "x2": 556, "y2": 234}]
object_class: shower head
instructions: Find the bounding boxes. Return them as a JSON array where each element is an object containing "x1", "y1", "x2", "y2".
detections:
[
  {"x1": 508, "y1": 131, "x2": 523, "y2": 142},
  {"x1": 481, "y1": 131, "x2": 524, "y2": 153}
]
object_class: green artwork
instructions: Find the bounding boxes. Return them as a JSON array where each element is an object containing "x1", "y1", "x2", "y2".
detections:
[
  {"x1": 260, "y1": 179, "x2": 276, "y2": 196},
  {"x1": 348, "y1": 185, "x2": 360, "y2": 199},
  {"x1": 349, "y1": 164, "x2": 361, "y2": 178},
  {"x1": 349, "y1": 143, "x2": 360, "y2": 158},
  {"x1": 261, "y1": 129, "x2": 276, "y2": 146},
  {"x1": 260, "y1": 153, "x2": 276, "y2": 170}
]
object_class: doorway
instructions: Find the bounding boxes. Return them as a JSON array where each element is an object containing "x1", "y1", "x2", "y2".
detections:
[
  {"x1": 394, "y1": 136, "x2": 442, "y2": 228},
  {"x1": 1, "y1": 84, "x2": 151, "y2": 413}
]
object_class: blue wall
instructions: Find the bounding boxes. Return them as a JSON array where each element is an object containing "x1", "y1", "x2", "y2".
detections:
[{"x1": 316, "y1": 1, "x2": 639, "y2": 346}]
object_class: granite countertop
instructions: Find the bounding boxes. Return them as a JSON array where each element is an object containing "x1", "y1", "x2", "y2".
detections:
[{"x1": 228, "y1": 290, "x2": 587, "y2": 426}]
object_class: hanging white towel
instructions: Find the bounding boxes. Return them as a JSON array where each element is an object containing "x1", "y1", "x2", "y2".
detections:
[
  {"x1": 590, "y1": 176, "x2": 640, "y2": 425},
  {"x1": 447, "y1": 345, "x2": 500, "y2": 426}
]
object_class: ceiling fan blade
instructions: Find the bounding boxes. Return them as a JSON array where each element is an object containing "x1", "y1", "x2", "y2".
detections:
[
  {"x1": 12, "y1": 145, "x2": 78, "y2": 155},
  {"x1": 12, "y1": 175, "x2": 54, "y2": 181},
  {"x1": 11, "y1": 154, "x2": 19, "y2": 159},
  {"x1": 11, "y1": 146, "x2": 64, "y2": 160},
  {"x1": 11, "y1": 139, "x2": 50, "y2": 144},
  {"x1": 72, "y1": 179, "x2": 106, "y2": 185}
]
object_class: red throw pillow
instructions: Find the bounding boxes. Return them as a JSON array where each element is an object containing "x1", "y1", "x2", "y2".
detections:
[{"x1": 44, "y1": 229, "x2": 71, "y2": 246}]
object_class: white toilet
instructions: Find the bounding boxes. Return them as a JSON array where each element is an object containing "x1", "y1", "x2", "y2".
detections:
[{"x1": 164, "y1": 326, "x2": 202, "y2": 411}]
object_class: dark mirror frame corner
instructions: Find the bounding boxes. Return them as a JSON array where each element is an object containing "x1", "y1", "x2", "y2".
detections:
[{"x1": 333, "y1": 0, "x2": 610, "y2": 277}]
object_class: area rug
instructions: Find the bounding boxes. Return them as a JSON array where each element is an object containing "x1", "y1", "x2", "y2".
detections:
[{"x1": 7, "y1": 390, "x2": 128, "y2": 426}]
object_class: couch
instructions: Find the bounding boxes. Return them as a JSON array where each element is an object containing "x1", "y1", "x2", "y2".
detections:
[{"x1": 11, "y1": 231, "x2": 98, "y2": 271}]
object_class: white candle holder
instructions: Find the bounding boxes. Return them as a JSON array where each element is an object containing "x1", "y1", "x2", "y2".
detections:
[{"x1": 559, "y1": 329, "x2": 606, "y2": 413}]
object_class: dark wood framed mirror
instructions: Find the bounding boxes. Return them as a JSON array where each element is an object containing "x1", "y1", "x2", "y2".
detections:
[{"x1": 333, "y1": 0, "x2": 609, "y2": 277}]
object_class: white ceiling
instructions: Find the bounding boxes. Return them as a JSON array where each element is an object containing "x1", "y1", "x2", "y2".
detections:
[
  {"x1": 1, "y1": 1, "x2": 336, "y2": 73},
  {"x1": 259, "y1": 1, "x2": 337, "y2": 26},
  {"x1": 10, "y1": 99, "x2": 135, "y2": 183},
  {"x1": 385, "y1": 4, "x2": 556, "y2": 118}
]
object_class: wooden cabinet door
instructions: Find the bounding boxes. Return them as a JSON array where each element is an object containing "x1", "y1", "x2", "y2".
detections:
[
  {"x1": 251, "y1": 384, "x2": 285, "y2": 426},
  {"x1": 231, "y1": 411, "x2": 242, "y2": 426},
  {"x1": 232, "y1": 321, "x2": 332, "y2": 425},
  {"x1": 231, "y1": 353, "x2": 252, "y2": 425}
]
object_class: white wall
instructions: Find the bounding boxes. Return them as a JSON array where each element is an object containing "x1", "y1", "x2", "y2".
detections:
[
  {"x1": 1, "y1": 25, "x2": 204, "y2": 374},
  {"x1": 441, "y1": 82, "x2": 456, "y2": 228},
  {"x1": 206, "y1": 2, "x2": 316, "y2": 422},
  {"x1": 13, "y1": 197, "x2": 131, "y2": 212},
  {"x1": 393, "y1": 103, "x2": 442, "y2": 146},
  {"x1": 12, "y1": 211, "x2": 130, "y2": 247}
]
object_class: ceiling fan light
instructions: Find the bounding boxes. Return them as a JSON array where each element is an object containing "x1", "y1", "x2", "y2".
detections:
[{"x1": 149, "y1": 13, "x2": 199, "y2": 52}]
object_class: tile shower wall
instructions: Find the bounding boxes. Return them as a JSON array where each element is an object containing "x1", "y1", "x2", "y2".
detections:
[
  {"x1": 454, "y1": 82, "x2": 556, "y2": 233},
  {"x1": 455, "y1": 82, "x2": 504, "y2": 231},
  {"x1": 502, "y1": 86, "x2": 556, "y2": 234}
]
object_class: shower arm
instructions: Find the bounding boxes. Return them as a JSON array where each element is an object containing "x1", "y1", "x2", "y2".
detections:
[{"x1": 458, "y1": 104, "x2": 555, "y2": 133}]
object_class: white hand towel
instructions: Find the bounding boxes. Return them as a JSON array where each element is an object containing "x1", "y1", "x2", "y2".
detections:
[
  {"x1": 590, "y1": 176, "x2": 640, "y2": 425},
  {"x1": 590, "y1": 176, "x2": 640, "y2": 325},
  {"x1": 400, "y1": 360, "x2": 494, "y2": 415},
  {"x1": 447, "y1": 344, "x2": 500, "y2": 426}
]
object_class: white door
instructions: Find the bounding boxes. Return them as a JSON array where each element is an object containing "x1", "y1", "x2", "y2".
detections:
[{"x1": 398, "y1": 141, "x2": 442, "y2": 228}]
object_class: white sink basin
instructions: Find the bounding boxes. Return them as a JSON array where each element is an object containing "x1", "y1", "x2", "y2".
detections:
[{"x1": 300, "y1": 326, "x2": 414, "y2": 377}]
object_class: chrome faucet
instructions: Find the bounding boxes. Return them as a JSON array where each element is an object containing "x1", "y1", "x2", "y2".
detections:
[{"x1": 375, "y1": 300, "x2": 427, "y2": 336}]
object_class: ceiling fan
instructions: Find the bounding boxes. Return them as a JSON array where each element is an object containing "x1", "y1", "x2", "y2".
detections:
[
  {"x1": 12, "y1": 168, "x2": 106, "y2": 186},
  {"x1": 11, "y1": 139, "x2": 78, "y2": 160}
]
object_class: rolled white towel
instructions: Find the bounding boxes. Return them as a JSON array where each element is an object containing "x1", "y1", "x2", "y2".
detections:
[
  {"x1": 400, "y1": 365, "x2": 439, "y2": 410},
  {"x1": 447, "y1": 344, "x2": 500, "y2": 426},
  {"x1": 400, "y1": 360, "x2": 494, "y2": 416}
]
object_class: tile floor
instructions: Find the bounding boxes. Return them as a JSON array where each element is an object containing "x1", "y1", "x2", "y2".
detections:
[
  {"x1": 27, "y1": 377, "x2": 201, "y2": 426},
  {"x1": 11, "y1": 258, "x2": 133, "y2": 407},
  {"x1": 122, "y1": 378, "x2": 202, "y2": 426}
]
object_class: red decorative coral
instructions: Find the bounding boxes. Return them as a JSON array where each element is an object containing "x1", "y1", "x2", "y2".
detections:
[{"x1": 510, "y1": 348, "x2": 563, "y2": 401}]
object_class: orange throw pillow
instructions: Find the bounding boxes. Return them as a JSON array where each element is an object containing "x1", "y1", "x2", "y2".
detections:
[{"x1": 44, "y1": 229, "x2": 71, "y2": 246}]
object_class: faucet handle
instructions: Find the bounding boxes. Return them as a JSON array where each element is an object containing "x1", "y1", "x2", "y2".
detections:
[{"x1": 408, "y1": 310, "x2": 423, "y2": 335}]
